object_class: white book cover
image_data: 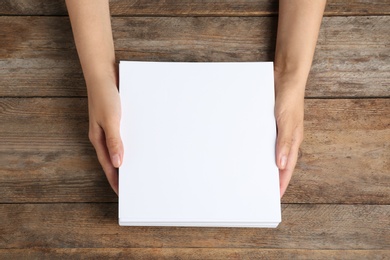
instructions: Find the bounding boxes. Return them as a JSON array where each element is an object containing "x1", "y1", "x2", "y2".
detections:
[{"x1": 119, "y1": 61, "x2": 281, "y2": 228}]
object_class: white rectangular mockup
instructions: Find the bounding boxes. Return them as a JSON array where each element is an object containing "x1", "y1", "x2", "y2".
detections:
[{"x1": 119, "y1": 61, "x2": 281, "y2": 228}]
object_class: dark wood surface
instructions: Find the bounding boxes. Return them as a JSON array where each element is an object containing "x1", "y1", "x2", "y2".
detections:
[
  {"x1": 1, "y1": 248, "x2": 389, "y2": 260},
  {"x1": 1, "y1": 98, "x2": 389, "y2": 204},
  {"x1": 1, "y1": 16, "x2": 389, "y2": 97},
  {"x1": 1, "y1": 204, "x2": 389, "y2": 249},
  {"x1": 0, "y1": 0, "x2": 389, "y2": 258},
  {"x1": 1, "y1": 0, "x2": 390, "y2": 16}
]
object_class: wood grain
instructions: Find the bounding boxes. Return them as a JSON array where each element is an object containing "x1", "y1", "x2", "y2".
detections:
[
  {"x1": 0, "y1": 248, "x2": 389, "y2": 260},
  {"x1": 1, "y1": 0, "x2": 389, "y2": 16},
  {"x1": 0, "y1": 203, "x2": 389, "y2": 249},
  {"x1": 1, "y1": 16, "x2": 389, "y2": 97},
  {"x1": 1, "y1": 98, "x2": 389, "y2": 204},
  {"x1": 289, "y1": 99, "x2": 390, "y2": 204},
  {"x1": 1, "y1": 0, "x2": 389, "y2": 256},
  {"x1": 0, "y1": 98, "x2": 117, "y2": 202}
]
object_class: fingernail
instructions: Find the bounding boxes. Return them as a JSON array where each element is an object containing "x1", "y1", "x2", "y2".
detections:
[
  {"x1": 112, "y1": 154, "x2": 121, "y2": 168},
  {"x1": 280, "y1": 155, "x2": 287, "y2": 169}
]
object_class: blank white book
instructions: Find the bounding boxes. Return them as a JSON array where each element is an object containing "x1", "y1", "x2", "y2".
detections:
[{"x1": 119, "y1": 61, "x2": 281, "y2": 228}]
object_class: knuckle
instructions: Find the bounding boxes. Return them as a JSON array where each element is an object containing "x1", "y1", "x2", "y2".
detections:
[
  {"x1": 106, "y1": 136, "x2": 121, "y2": 151},
  {"x1": 297, "y1": 131, "x2": 304, "y2": 144},
  {"x1": 95, "y1": 153, "x2": 105, "y2": 166},
  {"x1": 88, "y1": 130, "x2": 100, "y2": 144},
  {"x1": 294, "y1": 134, "x2": 303, "y2": 145},
  {"x1": 298, "y1": 135, "x2": 304, "y2": 144},
  {"x1": 278, "y1": 139, "x2": 293, "y2": 147}
]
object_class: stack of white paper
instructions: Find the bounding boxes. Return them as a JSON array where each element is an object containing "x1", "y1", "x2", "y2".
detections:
[{"x1": 119, "y1": 61, "x2": 281, "y2": 228}]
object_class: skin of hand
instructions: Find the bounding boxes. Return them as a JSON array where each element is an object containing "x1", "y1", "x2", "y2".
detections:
[
  {"x1": 274, "y1": 0, "x2": 326, "y2": 197},
  {"x1": 66, "y1": 0, "x2": 123, "y2": 194},
  {"x1": 87, "y1": 76, "x2": 123, "y2": 194},
  {"x1": 274, "y1": 73, "x2": 305, "y2": 198},
  {"x1": 66, "y1": 0, "x2": 325, "y2": 196}
]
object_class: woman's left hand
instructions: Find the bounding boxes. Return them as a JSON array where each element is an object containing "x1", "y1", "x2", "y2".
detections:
[{"x1": 274, "y1": 74, "x2": 305, "y2": 197}]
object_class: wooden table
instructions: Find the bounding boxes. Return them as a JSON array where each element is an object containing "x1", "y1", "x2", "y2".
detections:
[{"x1": 1, "y1": 0, "x2": 389, "y2": 259}]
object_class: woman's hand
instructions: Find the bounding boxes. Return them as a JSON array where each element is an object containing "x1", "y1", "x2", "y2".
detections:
[
  {"x1": 87, "y1": 77, "x2": 123, "y2": 195},
  {"x1": 274, "y1": 0, "x2": 326, "y2": 197},
  {"x1": 66, "y1": 0, "x2": 121, "y2": 194},
  {"x1": 274, "y1": 73, "x2": 304, "y2": 197}
]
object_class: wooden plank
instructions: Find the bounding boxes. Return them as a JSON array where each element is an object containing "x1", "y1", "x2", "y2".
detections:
[
  {"x1": 0, "y1": 98, "x2": 117, "y2": 202},
  {"x1": 0, "y1": 16, "x2": 388, "y2": 98},
  {"x1": 290, "y1": 99, "x2": 390, "y2": 204},
  {"x1": 0, "y1": 248, "x2": 388, "y2": 259},
  {"x1": 0, "y1": 204, "x2": 389, "y2": 249},
  {"x1": 1, "y1": 0, "x2": 389, "y2": 16},
  {"x1": 0, "y1": 98, "x2": 389, "y2": 204},
  {"x1": 0, "y1": 16, "x2": 85, "y2": 97}
]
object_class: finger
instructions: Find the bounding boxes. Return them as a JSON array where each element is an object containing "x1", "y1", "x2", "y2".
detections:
[
  {"x1": 279, "y1": 132, "x2": 302, "y2": 197},
  {"x1": 103, "y1": 121, "x2": 124, "y2": 169},
  {"x1": 89, "y1": 127, "x2": 119, "y2": 195},
  {"x1": 276, "y1": 119, "x2": 294, "y2": 170}
]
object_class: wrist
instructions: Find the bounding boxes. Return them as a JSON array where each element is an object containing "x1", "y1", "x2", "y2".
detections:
[
  {"x1": 84, "y1": 62, "x2": 118, "y2": 90},
  {"x1": 274, "y1": 67, "x2": 308, "y2": 99}
]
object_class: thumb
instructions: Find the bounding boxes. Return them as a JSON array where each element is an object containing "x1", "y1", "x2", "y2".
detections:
[
  {"x1": 104, "y1": 124, "x2": 124, "y2": 168},
  {"x1": 276, "y1": 121, "x2": 293, "y2": 170}
]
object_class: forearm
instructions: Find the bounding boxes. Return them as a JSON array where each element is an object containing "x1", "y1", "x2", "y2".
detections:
[
  {"x1": 65, "y1": 0, "x2": 116, "y2": 87},
  {"x1": 275, "y1": 0, "x2": 326, "y2": 96}
]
